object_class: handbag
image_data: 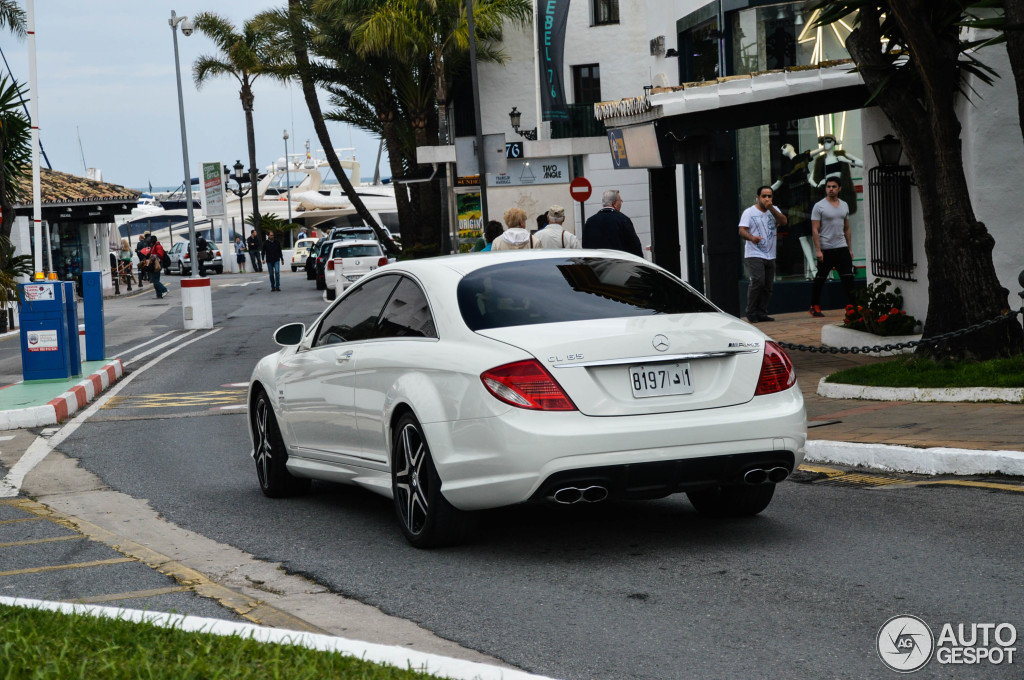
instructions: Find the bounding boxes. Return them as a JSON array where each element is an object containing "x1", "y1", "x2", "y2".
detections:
[{"x1": 199, "y1": 249, "x2": 213, "y2": 261}]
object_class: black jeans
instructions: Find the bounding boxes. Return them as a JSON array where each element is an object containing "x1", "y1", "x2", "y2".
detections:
[
  {"x1": 811, "y1": 247, "x2": 857, "y2": 307},
  {"x1": 745, "y1": 257, "x2": 775, "y2": 320}
]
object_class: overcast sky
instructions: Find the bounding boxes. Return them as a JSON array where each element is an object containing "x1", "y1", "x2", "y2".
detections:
[{"x1": 2, "y1": 1, "x2": 387, "y2": 191}]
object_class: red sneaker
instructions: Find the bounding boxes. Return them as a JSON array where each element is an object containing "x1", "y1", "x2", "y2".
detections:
[{"x1": 809, "y1": 305, "x2": 825, "y2": 317}]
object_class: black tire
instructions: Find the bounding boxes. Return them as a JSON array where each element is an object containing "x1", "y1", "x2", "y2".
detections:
[
  {"x1": 214, "y1": 266, "x2": 223, "y2": 275},
  {"x1": 326, "y1": 287, "x2": 336, "y2": 301},
  {"x1": 687, "y1": 484, "x2": 775, "y2": 518},
  {"x1": 391, "y1": 413, "x2": 477, "y2": 548},
  {"x1": 316, "y1": 276, "x2": 326, "y2": 290},
  {"x1": 183, "y1": 267, "x2": 191, "y2": 276},
  {"x1": 291, "y1": 266, "x2": 298, "y2": 272},
  {"x1": 251, "y1": 390, "x2": 310, "y2": 498}
]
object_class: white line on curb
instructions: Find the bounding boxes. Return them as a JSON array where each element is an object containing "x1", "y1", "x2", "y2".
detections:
[
  {"x1": 0, "y1": 596, "x2": 560, "y2": 680},
  {"x1": 816, "y1": 377, "x2": 1024, "y2": 403},
  {"x1": 805, "y1": 440, "x2": 1024, "y2": 477}
]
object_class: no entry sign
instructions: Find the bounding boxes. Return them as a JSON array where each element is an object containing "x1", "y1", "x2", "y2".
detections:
[{"x1": 569, "y1": 176, "x2": 592, "y2": 203}]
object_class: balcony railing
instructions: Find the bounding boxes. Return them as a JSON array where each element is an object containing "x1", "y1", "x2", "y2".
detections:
[{"x1": 549, "y1": 104, "x2": 606, "y2": 139}]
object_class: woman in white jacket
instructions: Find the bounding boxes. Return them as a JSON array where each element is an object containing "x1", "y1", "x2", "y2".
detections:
[{"x1": 491, "y1": 207, "x2": 534, "y2": 250}]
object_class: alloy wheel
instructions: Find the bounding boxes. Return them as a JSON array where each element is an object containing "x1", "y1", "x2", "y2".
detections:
[
  {"x1": 253, "y1": 397, "x2": 273, "y2": 489},
  {"x1": 394, "y1": 423, "x2": 430, "y2": 535}
]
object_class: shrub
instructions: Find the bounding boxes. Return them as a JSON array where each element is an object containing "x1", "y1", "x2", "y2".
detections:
[{"x1": 842, "y1": 279, "x2": 921, "y2": 336}]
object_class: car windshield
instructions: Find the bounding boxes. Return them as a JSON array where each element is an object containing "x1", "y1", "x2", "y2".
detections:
[
  {"x1": 336, "y1": 230, "x2": 374, "y2": 241},
  {"x1": 334, "y1": 245, "x2": 380, "y2": 258},
  {"x1": 457, "y1": 257, "x2": 716, "y2": 331}
]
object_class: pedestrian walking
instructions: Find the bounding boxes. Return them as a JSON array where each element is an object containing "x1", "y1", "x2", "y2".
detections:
[
  {"x1": 491, "y1": 208, "x2": 534, "y2": 250},
  {"x1": 582, "y1": 190, "x2": 643, "y2": 257},
  {"x1": 135, "y1": 232, "x2": 150, "y2": 285},
  {"x1": 739, "y1": 185, "x2": 788, "y2": 323},
  {"x1": 234, "y1": 236, "x2": 247, "y2": 273},
  {"x1": 261, "y1": 230, "x2": 283, "y2": 291},
  {"x1": 118, "y1": 238, "x2": 134, "y2": 290},
  {"x1": 533, "y1": 205, "x2": 581, "y2": 249},
  {"x1": 809, "y1": 177, "x2": 857, "y2": 316},
  {"x1": 147, "y1": 248, "x2": 168, "y2": 299},
  {"x1": 247, "y1": 230, "x2": 264, "y2": 272}
]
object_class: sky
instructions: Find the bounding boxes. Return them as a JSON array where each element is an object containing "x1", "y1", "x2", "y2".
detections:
[{"x1": 1, "y1": 1, "x2": 388, "y2": 191}]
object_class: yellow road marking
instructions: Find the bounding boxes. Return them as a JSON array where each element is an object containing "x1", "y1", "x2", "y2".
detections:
[
  {"x1": 7, "y1": 497, "x2": 326, "y2": 633},
  {"x1": 0, "y1": 557, "x2": 133, "y2": 577},
  {"x1": 902, "y1": 479, "x2": 1024, "y2": 493},
  {"x1": 70, "y1": 585, "x2": 191, "y2": 604},
  {"x1": 0, "y1": 534, "x2": 83, "y2": 549},
  {"x1": 104, "y1": 390, "x2": 246, "y2": 409},
  {"x1": 798, "y1": 464, "x2": 846, "y2": 478},
  {"x1": 797, "y1": 464, "x2": 1024, "y2": 492}
]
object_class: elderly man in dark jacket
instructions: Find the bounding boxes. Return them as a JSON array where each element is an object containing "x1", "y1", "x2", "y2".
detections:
[
  {"x1": 581, "y1": 189, "x2": 643, "y2": 257},
  {"x1": 261, "y1": 231, "x2": 284, "y2": 291}
]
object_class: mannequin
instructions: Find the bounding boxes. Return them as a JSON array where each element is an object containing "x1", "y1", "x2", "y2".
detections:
[
  {"x1": 810, "y1": 134, "x2": 861, "y2": 213},
  {"x1": 772, "y1": 143, "x2": 819, "y2": 279}
]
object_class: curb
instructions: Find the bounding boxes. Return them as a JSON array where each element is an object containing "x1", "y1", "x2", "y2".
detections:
[
  {"x1": 816, "y1": 377, "x2": 1024, "y2": 403},
  {"x1": 0, "y1": 359, "x2": 124, "y2": 430},
  {"x1": 805, "y1": 440, "x2": 1024, "y2": 477},
  {"x1": 0, "y1": 596, "x2": 559, "y2": 680}
]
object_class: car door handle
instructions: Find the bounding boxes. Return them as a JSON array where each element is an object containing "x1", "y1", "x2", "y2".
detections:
[{"x1": 336, "y1": 351, "x2": 353, "y2": 364}]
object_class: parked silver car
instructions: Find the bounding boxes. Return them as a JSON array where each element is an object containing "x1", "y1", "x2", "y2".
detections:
[{"x1": 167, "y1": 240, "x2": 223, "y2": 275}]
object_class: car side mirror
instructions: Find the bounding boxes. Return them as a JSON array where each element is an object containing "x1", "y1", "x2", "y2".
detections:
[{"x1": 273, "y1": 322, "x2": 305, "y2": 347}]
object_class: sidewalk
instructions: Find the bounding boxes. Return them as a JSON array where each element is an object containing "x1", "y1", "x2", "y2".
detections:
[
  {"x1": 763, "y1": 311, "x2": 1024, "y2": 476},
  {"x1": 0, "y1": 359, "x2": 124, "y2": 429}
]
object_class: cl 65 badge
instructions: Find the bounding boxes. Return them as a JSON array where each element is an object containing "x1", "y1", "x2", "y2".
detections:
[{"x1": 548, "y1": 354, "x2": 584, "y2": 362}]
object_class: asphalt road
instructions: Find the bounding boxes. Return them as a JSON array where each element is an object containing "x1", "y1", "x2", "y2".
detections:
[{"x1": 5, "y1": 270, "x2": 1024, "y2": 679}]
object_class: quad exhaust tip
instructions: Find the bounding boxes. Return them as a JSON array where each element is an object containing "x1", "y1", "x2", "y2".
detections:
[
  {"x1": 744, "y1": 466, "x2": 790, "y2": 485},
  {"x1": 552, "y1": 485, "x2": 609, "y2": 505}
]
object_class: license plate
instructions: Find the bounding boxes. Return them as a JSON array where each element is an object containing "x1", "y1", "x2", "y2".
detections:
[{"x1": 629, "y1": 363, "x2": 694, "y2": 398}]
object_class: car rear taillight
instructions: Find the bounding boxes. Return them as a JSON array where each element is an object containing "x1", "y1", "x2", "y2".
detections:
[
  {"x1": 377, "y1": 256, "x2": 388, "y2": 266},
  {"x1": 481, "y1": 360, "x2": 576, "y2": 411},
  {"x1": 754, "y1": 341, "x2": 796, "y2": 396},
  {"x1": 327, "y1": 260, "x2": 335, "y2": 270}
]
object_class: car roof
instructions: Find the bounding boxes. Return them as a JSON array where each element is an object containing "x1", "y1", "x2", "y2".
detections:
[{"x1": 391, "y1": 248, "x2": 647, "y2": 277}]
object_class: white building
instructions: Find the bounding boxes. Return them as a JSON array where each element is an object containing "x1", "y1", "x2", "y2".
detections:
[{"x1": 449, "y1": 0, "x2": 1023, "y2": 319}]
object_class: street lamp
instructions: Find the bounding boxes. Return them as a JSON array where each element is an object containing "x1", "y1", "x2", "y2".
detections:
[
  {"x1": 508, "y1": 106, "x2": 537, "y2": 141},
  {"x1": 169, "y1": 10, "x2": 199, "y2": 278},
  {"x1": 282, "y1": 129, "x2": 292, "y2": 226},
  {"x1": 232, "y1": 159, "x2": 247, "y2": 238}
]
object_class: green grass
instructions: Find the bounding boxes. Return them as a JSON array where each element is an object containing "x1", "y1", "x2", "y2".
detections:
[
  {"x1": 824, "y1": 355, "x2": 1024, "y2": 388},
  {"x1": 0, "y1": 604, "x2": 448, "y2": 680}
]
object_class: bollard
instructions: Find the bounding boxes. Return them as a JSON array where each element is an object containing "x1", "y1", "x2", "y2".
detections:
[{"x1": 82, "y1": 272, "x2": 106, "y2": 361}]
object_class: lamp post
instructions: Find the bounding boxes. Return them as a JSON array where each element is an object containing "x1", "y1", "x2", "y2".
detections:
[
  {"x1": 283, "y1": 130, "x2": 292, "y2": 226},
  {"x1": 169, "y1": 10, "x2": 198, "y2": 277},
  {"x1": 233, "y1": 159, "x2": 246, "y2": 237}
]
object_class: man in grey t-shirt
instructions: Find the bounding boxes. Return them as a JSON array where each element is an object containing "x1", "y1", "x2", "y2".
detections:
[{"x1": 809, "y1": 177, "x2": 857, "y2": 316}]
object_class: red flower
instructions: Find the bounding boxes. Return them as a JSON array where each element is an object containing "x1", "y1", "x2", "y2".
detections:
[
  {"x1": 889, "y1": 307, "x2": 899, "y2": 315},
  {"x1": 878, "y1": 314, "x2": 890, "y2": 323}
]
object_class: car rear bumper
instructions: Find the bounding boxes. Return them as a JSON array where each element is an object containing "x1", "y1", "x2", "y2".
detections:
[{"x1": 421, "y1": 386, "x2": 806, "y2": 511}]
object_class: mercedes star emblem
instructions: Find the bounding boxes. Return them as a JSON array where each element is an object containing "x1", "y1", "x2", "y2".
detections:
[{"x1": 652, "y1": 334, "x2": 670, "y2": 352}]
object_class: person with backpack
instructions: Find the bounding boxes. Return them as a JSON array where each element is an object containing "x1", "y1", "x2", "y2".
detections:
[
  {"x1": 195, "y1": 235, "x2": 211, "y2": 277},
  {"x1": 147, "y1": 238, "x2": 169, "y2": 299},
  {"x1": 136, "y1": 232, "x2": 150, "y2": 285}
]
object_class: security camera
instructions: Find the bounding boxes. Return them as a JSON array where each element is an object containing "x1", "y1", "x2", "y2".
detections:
[{"x1": 181, "y1": 17, "x2": 194, "y2": 36}]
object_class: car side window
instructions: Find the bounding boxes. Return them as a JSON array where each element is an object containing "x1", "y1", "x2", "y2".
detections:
[
  {"x1": 377, "y1": 277, "x2": 437, "y2": 339},
  {"x1": 313, "y1": 275, "x2": 400, "y2": 348}
]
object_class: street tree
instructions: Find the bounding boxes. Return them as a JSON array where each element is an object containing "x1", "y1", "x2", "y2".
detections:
[
  {"x1": 192, "y1": 12, "x2": 282, "y2": 241},
  {"x1": 0, "y1": 77, "x2": 28, "y2": 246},
  {"x1": 254, "y1": 1, "x2": 399, "y2": 254},
  {"x1": 814, "y1": 0, "x2": 1024, "y2": 359},
  {"x1": 0, "y1": 0, "x2": 24, "y2": 35}
]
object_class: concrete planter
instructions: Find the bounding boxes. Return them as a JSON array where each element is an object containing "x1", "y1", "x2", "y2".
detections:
[{"x1": 821, "y1": 323, "x2": 921, "y2": 357}]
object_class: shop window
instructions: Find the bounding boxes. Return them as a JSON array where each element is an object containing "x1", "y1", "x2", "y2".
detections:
[
  {"x1": 592, "y1": 0, "x2": 618, "y2": 26},
  {"x1": 572, "y1": 64, "x2": 602, "y2": 105},
  {"x1": 731, "y1": 2, "x2": 850, "y2": 76}
]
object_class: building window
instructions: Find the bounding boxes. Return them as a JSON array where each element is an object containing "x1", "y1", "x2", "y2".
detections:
[
  {"x1": 573, "y1": 64, "x2": 602, "y2": 105},
  {"x1": 593, "y1": 0, "x2": 618, "y2": 26}
]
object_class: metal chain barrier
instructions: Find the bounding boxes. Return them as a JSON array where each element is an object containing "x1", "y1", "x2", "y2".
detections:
[{"x1": 777, "y1": 307, "x2": 1024, "y2": 354}]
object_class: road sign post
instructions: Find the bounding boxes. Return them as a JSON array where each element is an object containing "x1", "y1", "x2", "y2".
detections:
[{"x1": 569, "y1": 176, "x2": 593, "y2": 233}]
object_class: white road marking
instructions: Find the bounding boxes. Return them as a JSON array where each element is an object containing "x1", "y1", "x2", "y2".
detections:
[
  {"x1": 122, "y1": 331, "x2": 198, "y2": 367},
  {"x1": 0, "y1": 328, "x2": 223, "y2": 498},
  {"x1": 221, "y1": 281, "x2": 262, "y2": 288},
  {"x1": 222, "y1": 382, "x2": 249, "y2": 388},
  {"x1": 0, "y1": 435, "x2": 14, "y2": 442},
  {"x1": 114, "y1": 331, "x2": 176, "y2": 361}
]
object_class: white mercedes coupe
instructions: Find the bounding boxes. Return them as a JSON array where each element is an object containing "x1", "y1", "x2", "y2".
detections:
[{"x1": 247, "y1": 250, "x2": 806, "y2": 547}]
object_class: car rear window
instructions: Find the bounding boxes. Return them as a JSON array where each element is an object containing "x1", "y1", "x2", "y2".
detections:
[
  {"x1": 457, "y1": 257, "x2": 716, "y2": 331},
  {"x1": 333, "y1": 245, "x2": 380, "y2": 258}
]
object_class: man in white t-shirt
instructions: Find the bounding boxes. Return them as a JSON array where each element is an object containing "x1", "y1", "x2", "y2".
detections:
[
  {"x1": 533, "y1": 204, "x2": 581, "y2": 249},
  {"x1": 809, "y1": 177, "x2": 856, "y2": 317},
  {"x1": 738, "y1": 185, "x2": 788, "y2": 323}
]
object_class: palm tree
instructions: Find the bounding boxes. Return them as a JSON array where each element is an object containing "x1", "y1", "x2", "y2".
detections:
[
  {"x1": 0, "y1": 0, "x2": 25, "y2": 36},
  {"x1": 0, "y1": 76, "x2": 29, "y2": 245},
  {"x1": 0, "y1": 236, "x2": 32, "y2": 332},
  {"x1": 339, "y1": 0, "x2": 531, "y2": 146},
  {"x1": 191, "y1": 12, "x2": 282, "y2": 240}
]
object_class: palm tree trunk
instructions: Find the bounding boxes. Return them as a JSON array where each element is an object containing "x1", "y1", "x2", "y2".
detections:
[
  {"x1": 287, "y1": 0, "x2": 399, "y2": 255},
  {"x1": 243, "y1": 93, "x2": 262, "y2": 241},
  {"x1": 848, "y1": 6, "x2": 1024, "y2": 359},
  {"x1": 1004, "y1": 0, "x2": 1024, "y2": 144}
]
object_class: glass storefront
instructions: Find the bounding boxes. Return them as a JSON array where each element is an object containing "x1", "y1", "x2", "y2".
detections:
[{"x1": 730, "y1": 1, "x2": 865, "y2": 284}]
